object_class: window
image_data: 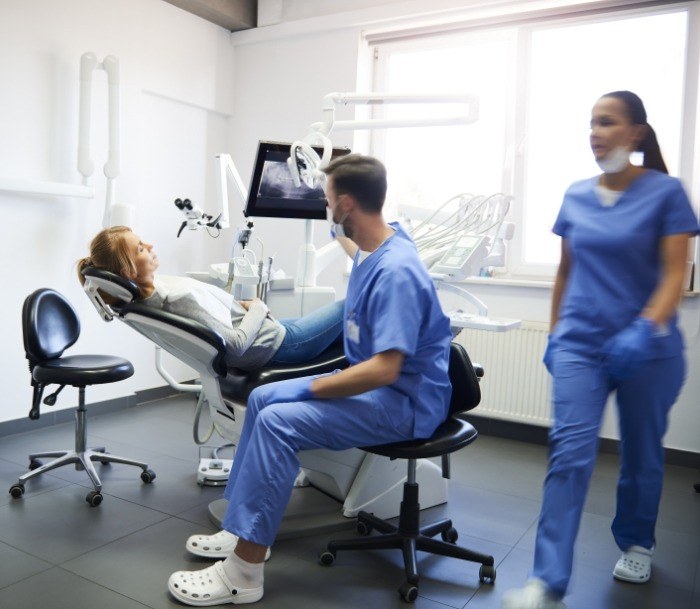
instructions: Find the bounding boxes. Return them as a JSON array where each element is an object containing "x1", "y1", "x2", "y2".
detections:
[{"x1": 369, "y1": 2, "x2": 697, "y2": 279}]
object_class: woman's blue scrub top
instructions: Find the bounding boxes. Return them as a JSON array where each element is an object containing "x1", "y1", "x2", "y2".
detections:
[
  {"x1": 344, "y1": 223, "x2": 453, "y2": 438},
  {"x1": 552, "y1": 170, "x2": 699, "y2": 358}
]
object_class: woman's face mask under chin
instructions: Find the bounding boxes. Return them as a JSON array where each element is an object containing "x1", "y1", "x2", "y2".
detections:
[{"x1": 596, "y1": 146, "x2": 631, "y2": 174}]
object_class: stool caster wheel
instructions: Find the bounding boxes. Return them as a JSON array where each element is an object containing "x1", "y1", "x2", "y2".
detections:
[
  {"x1": 479, "y1": 564, "x2": 496, "y2": 584},
  {"x1": 9, "y1": 484, "x2": 25, "y2": 498},
  {"x1": 29, "y1": 459, "x2": 42, "y2": 470},
  {"x1": 357, "y1": 521, "x2": 372, "y2": 536},
  {"x1": 398, "y1": 581, "x2": 418, "y2": 602},
  {"x1": 318, "y1": 550, "x2": 336, "y2": 566},
  {"x1": 86, "y1": 490, "x2": 103, "y2": 507},
  {"x1": 140, "y1": 469, "x2": 156, "y2": 483},
  {"x1": 441, "y1": 526, "x2": 458, "y2": 543}
]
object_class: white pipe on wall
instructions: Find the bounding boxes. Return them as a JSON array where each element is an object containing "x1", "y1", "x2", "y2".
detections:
[{"x1": 78, "y1": 52, "x2": 98, "y2": 183}]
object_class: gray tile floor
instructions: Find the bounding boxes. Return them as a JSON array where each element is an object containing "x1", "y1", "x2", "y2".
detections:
[{"x1": 0, "y1": 394, "x2": 698, "y2": 609}]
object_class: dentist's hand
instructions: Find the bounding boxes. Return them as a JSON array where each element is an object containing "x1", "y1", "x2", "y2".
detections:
[
  {"x1": 602, "y1": 317, "x2": 657, "y2": 381},
  {"x1": 262, "y1": 376, "x2": 315, "y2": 404}
]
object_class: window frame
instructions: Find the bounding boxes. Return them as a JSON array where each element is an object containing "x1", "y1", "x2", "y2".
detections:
[{"x1": 366, "y1": 0, "x2": 700, "y2": 284}]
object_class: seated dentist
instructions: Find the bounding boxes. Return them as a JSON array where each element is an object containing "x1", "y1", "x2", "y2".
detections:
[
  {"x1": 166, "y1": 154, "x2": 454, "y2": 606},
  {"x1": 76, "y1": 226, "x2": 344, "y2": 370}
]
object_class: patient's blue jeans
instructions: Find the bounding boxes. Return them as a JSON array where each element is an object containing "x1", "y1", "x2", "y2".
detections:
[{"x1": 269, "y1": 299, "x2": 344, "y2": 364}]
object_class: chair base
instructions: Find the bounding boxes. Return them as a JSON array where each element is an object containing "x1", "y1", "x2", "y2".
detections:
[
  {"x1": 321, "y1": 480, "x2": 496, "y2": 601},
  {"x1": 10, "y1": 448, "x2": 154, "y2": 506},
  {"x1": 9, "y1": 386, "x2": 155, "y2": 506}
]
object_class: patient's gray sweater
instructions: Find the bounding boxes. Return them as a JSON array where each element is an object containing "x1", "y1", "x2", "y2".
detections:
[{"x1": 143, "y1": 275, "x2": 286, "y2": 371}]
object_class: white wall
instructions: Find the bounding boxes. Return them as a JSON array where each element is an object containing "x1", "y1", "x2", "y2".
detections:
[
  {"x1": 229, "y1": 1, "x2": 700, "y2": 455},
  {"x1": 0, "y1": 0, "x2": 237, "y2": 423}
]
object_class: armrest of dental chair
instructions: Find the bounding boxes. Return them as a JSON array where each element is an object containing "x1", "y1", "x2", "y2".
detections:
[{"x1": 219, "y1": 342, "x2": 349, "y2": 402}]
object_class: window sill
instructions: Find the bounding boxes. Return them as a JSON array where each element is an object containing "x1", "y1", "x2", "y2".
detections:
[
  {"x1": 459, "y1": 275, "x2": 700, "y2": 298},
  {"x1": 459, "y1": 276, "x2": 553, "y2": 289}
]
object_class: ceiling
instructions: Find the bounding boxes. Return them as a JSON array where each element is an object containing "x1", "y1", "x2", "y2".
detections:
[{"x1": 162, "y1": 0, "x2": 257, "y2": 32}]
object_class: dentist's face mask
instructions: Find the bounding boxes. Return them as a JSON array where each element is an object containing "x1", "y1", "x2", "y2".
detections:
[
  {"x1": 596, "y1": 146, "x2": 631, "y2": 174},
  {"x1": 326, "y1": 205, "x2": 349, "y2": 239}
]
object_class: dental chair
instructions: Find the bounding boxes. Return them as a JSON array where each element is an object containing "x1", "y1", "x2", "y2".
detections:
[
  {"x1": 10, "y1": 288, "x2": 155, "y2": 507},
  {"x1": 319, "y1": 342, "x2": 495, "y2": 602},
  {"x1": 80, "y1": 268, "x2": 454, "y2": 537}
]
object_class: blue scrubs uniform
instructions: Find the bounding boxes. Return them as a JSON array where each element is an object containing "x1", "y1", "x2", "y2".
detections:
[
  {"x1": 221, "y1": 222, "x2": 452, "y2": 546},
  {"x1": 533, "y1": 171, "x2": 699, "y2": 597}
]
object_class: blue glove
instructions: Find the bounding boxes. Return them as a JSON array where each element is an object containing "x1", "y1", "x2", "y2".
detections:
[
  {"x1": 602, "y1": 317, "x2": 657, "y2": 381},
  {"x1": 542, "y1": 334, "x2": 556, "y2": 374},
  {"x1": 262, "y1": 376, "x2": 315, "y2": 404}
]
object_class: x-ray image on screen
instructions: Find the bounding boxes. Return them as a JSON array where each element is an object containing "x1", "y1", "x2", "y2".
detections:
[
  {"x1": 245, "y1": 141, "x2": 350, "y2": 220},
  {"x1": 258, "y1": 158, "x2": 325, "y2": 201}
]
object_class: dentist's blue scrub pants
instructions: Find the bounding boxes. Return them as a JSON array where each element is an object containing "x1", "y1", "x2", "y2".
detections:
[
  {"x1": 220, "y1": 380, "x2": 417, "y2": 547},
  {"x1": 533, "y1": 349, "x2": 686, "y2": 597}
]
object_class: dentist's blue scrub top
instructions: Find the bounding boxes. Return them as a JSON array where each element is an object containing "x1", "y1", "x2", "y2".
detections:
[
  {"x1": 551, "y1": 170, "x2": 699, "y2": 358},
  {"x1": 344, "y1": 222, "x2": 452, "y2": 438}
]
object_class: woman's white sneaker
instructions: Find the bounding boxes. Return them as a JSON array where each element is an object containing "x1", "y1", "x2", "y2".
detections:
[
  {"x1": 501, "y1": 579, "x2": 566, "y2": 609},
  {"x1": 613, "y1": 545, "x2": 653, "y2": 583}
]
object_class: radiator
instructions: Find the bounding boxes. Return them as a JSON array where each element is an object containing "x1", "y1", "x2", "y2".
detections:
[{"x1": 456, "y1": 322, "x2": 553, "y2": 426}]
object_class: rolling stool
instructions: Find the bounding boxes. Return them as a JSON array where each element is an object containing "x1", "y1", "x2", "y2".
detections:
[
  {"x1": 10, "y1": 288, "x2": 155, "y2": 506},
  {"x1": 319, "y1": 342, "x2": 495, "y2": 602}
]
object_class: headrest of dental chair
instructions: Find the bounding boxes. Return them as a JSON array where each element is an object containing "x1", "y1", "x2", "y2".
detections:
[{"x1": 81, "y1": 267, "x2": 140, "y2": 322}]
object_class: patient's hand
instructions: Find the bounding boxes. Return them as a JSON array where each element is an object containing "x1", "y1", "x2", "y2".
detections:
[{"x1": 240, "y1": 298, "x2": 265, "y2": 312}]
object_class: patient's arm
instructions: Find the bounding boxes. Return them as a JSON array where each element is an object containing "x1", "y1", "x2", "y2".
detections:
[
  {"x1": 165, "y1": 295, "x2": 269, "y2": 357},
  {"x1": 311, "y1": 350, "x2": 403, "y2": 398}
]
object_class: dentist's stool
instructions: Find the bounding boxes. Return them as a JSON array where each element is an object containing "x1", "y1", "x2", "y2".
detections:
[
  {"x1": 10, "y1": 288, "x2": 155, "y2": 506},
  {"x1": 318, "y1": 342, "x2": 495, "y2": 602}
]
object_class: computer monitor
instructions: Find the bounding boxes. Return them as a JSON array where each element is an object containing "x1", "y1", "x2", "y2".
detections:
[{"x1": 244, "y1": 141, "x2": 351, "y2": 220}]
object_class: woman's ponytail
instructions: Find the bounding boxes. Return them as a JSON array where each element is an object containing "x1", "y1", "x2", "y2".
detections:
[{"x1": 638, "y1": 123, "x2": 668, "y2": 174}]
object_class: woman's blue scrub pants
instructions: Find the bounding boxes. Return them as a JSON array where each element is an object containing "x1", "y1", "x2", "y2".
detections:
[
  {"x1": 532, "y1": 349, "x2": 686, "y2": 598},
  {"x1": 220, "y1": 378, "x2": 418, "y2": 547}
]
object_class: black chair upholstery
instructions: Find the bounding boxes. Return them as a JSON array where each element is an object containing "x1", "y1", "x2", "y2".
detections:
[
  {"x1": 10, "y1": 289, "x2": 155, "y2": 507},
  {"x1": 319, "y1": 342, "x2": 495, "y2": 602}
]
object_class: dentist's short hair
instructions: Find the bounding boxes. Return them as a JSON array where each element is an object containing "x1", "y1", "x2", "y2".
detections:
[{"x1": 322, "y1": 154, "x2": 387, "y2": 214}]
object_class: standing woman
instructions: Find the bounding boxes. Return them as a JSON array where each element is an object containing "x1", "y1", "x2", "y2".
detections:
[{"x1": 503, "y1": 91, "x2": 699, "y2": 609}]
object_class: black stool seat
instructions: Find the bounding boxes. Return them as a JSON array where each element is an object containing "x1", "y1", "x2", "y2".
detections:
[
  {"x1": 363, "y1": 416, "x2": 477, "y2": 460},
  {"x1": 33, "y1": 355, "x2": 134, "y2": 386}
]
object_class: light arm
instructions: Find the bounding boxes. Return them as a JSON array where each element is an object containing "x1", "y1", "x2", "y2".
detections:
[{"x1": 550, "y1": 239, "x2": 571, "y2": 332}]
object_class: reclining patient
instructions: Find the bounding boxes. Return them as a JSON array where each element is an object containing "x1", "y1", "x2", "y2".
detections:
[{"x1": 77, "y1": 226, "x2": 344, "y2": 370}]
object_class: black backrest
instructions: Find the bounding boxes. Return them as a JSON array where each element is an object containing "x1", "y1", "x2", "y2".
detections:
[
  {"x1": 447, "y1": 342, "x2": 481, "y2": 415},
  {"x1": 23, "y1": 289, "x2": 80, "y2": 365}
]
